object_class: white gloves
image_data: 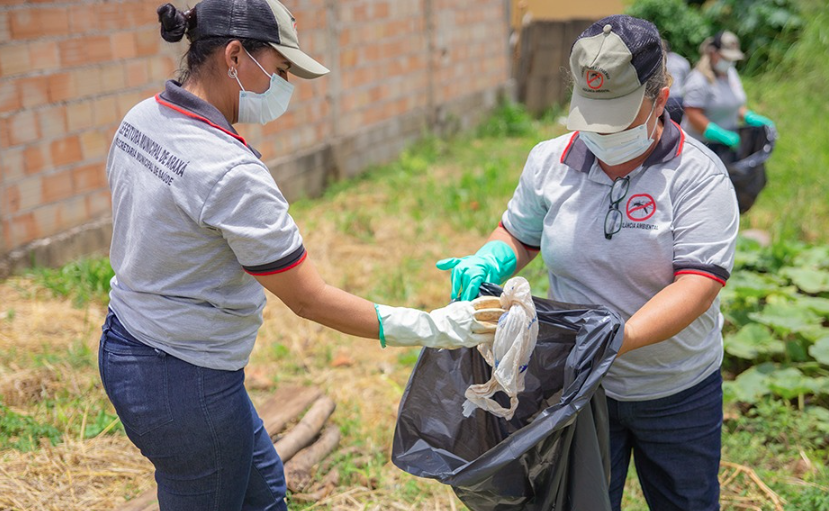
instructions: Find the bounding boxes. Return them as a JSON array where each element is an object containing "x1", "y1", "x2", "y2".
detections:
[{"x1": 375, "y1": 297, "x2": 506, "y2": 349}]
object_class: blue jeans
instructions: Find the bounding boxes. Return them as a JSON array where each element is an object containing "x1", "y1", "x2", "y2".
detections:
[
  {"x1": 98, "y1": 311, "x2": 287, "y2": 511},
  {"x1": 608, "y1": 370, "x2": 722, "y2": 511}
]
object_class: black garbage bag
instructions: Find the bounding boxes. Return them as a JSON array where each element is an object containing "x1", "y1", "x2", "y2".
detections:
[
  {"x1": 392, "y1": 282, "x2": 624, "y2": 511},
  {"x1": 707, "y1": 124, "x2": 777, "y2": 214}
]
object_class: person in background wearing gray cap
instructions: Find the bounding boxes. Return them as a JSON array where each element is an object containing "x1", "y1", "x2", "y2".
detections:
[
  {"x1": 98, "y1": 0, "x2": 503, "y2": 509},
  {"x1": 682, "y1": 31, "x2": 775, "y2": 149},
  {"x1": 437, "y1": 14, "x2": 738, "y2": 511}
]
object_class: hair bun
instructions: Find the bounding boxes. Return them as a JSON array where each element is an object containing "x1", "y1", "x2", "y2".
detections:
[{"x1": 157, "y1": 3, "x2": 187, "y2": 42}]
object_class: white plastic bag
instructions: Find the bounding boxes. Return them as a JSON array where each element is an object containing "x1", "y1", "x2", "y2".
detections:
[{"x1": 462, "y1": 276, "x2": 538, "y2": 420}]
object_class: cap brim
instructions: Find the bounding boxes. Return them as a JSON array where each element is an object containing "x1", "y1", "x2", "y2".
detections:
[
  {"x1": 566, "y1": 84, "x2": 646, "y2": 133},
  {"x1": 720, "y1": 49, "x2": 745, "y2": 61},
  {"x1": 271, "y1": 44, "x2": 330, "y2": 79}
]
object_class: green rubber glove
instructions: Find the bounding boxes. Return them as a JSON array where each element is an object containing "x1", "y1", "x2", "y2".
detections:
[
  {"x1": 436, "y1": 240, "x2": 517, "y2": 301},
  {"x1": 744, "y1": 110, "x2": 774, "y2": 128},
  {"x1": 703, "y1": 122, "x2": 740, "y2": 149}
]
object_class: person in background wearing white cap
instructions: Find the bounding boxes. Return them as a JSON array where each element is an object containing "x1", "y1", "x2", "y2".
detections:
[
  {"x1": 437, "y1": 15, "x2": 738, "y2": 511},
  {"x1": 682, "y1": 31, "x2": 775, "y2": 149},
  {"x1": 98, "y1": 0, "x2": 503, "y2": 509}
]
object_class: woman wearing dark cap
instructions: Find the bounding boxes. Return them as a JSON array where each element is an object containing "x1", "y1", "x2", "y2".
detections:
[
  {"x1": 682, "y1": 30, "x2": 775, "y2": 149},
  {"x1": 437, "y1": 15, "x2": 738, "y2": 511},
  {"x1": 98, "y1": 0, "x2": 502, "y2": 508}
]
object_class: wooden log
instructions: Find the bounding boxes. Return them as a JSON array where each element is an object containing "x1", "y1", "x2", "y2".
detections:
[
  {"x1": 274, "y1": 396, "x2": 336, "y2": 463},
  {"x1": 284, "y1": 424, "x2": 342, "y2": 492},
  {"x1": 258, "y1": 385, "x2": 322, "y2": 440}
]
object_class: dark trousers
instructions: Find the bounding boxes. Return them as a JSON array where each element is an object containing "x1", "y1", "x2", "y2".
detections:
[
  {"x1": 608, "y1": 370, "x2": 723, "y2": 511},
  {"x1": 99, "y1": 311, "x2": 287, "y2": 511}
]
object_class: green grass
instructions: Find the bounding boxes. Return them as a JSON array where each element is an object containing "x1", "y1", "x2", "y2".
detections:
[
  {"x1": 25, "y1": 257, "x2": 115, "y2": 307},
  {"x1": 738, "y1": 0, "x2": 829, "y2": 243}
]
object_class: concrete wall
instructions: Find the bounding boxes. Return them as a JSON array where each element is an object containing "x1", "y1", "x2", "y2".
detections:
[{"x1": 0, "y1": 0, "x2": 512, "y2": 277}]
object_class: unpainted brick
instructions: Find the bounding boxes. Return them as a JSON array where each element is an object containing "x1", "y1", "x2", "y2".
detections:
[
  {"x1": 5, "y1": 110, "x2": 40, "y2": 146},
  {"x1": 0, "y1": 44, "x2": 31, "y2": 78},
  {"x1": 72, "y1": 163, "x2": 107, "y2": 194},
  {"x1": 23, "y1": 144, "x2": 51, "y2": 174},
  {"x1": 50, "y1": 136, "x2": 83, "y2": 168},
  {"x1": 9, "y1": 8, "x2": 70, "y2": 40},
  {"x1": 37, "y1": 105, "x2": 68, "y2": 139},
  {"x1": 0, "y1": 80, "x2": 21, "y2": 114},
  {"x1": 67, "y1": 101, "x2": 95, "y2": 132}
]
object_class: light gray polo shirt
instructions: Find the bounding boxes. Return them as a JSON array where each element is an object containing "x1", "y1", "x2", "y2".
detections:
[
  {"x1": 502, "y1": 113, "x2": 739, "y2": 401},
  {"x1": 107, "y1": 81, "x2": 305, "y2": 371},
  {"x1": 666, "y1": 51, "x2": 690, "y2": 99},
  {"x1": 681, "y1": 66, "x2": 747, "y2": 141}
]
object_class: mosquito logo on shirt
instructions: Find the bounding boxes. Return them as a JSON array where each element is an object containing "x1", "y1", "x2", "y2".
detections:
[
  {"x1": 619, "y1": 193, "x2": 660, "y2": 233},
  {"x1": 626, "y1": 194, "x2": 656, "y2": 221}
]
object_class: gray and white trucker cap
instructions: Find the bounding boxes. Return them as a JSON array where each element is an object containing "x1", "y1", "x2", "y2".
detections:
[
  {"x1": 567, "y1": 15, "x2": 663, "y2": 133},
  {"x1": 187, "y1": 0, "x2": 329, "y2": 79}
]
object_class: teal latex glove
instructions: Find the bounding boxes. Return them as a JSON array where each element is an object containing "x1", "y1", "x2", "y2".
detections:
[
  {"x1": 436, "y1": 240, "x2": 517, "y2": 301},
  {"x1": 744, "y1": 110, "x2": 774, "y2": 128},
  {"x1": 704, "y1": 122, "x2": 740, "y2": 149}
]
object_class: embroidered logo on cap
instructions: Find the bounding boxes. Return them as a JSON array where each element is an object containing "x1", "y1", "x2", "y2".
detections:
[{"x1": 586, "y1": 70, "x2": 605, "y2": 90}]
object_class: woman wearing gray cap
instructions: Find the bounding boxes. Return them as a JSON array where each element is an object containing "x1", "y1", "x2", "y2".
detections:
[
  {"x1": 437, "y1": 15, "x2": 738, "y2": 511},
  {"x1": 98, "y1": 0, "x2": 502, "y2": 509},
  {"x1": 683, "y1": 31, "x2": 775, "y2": 149}
]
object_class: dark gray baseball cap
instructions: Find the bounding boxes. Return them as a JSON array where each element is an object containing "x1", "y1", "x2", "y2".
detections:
[
  {"x1": 188, "y1": 0, "x2": 329, "y2": 79},
  {"x1": 567, "y1": 15, "x2": 663, "y2": 133}
]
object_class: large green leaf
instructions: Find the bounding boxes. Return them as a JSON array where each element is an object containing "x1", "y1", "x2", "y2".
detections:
[
  {"x1": 808, "y1": 336, "x2": 829, "y2": 366},
  {"x1": 723, "y1": 363, "x2": 776, "y2": 403},
  {"x1": 748, "y1": 302, "x2": 822, "y2": 334},
  {"x1": 794, "y1": 296, "x2": 829, "y2": 316},
  {"x1": 793, "y1": 245, "x2": 829, "y2": 270},
  {"x1": 723, "y1": 323, "x2": 785, "y2": 360},
  {"x1": 727, "y1": 270, "x2": 784, "y2": 299},
  {"x1": 767, "y1": 367, "x2": 812, "y2": 400},
  {"x1": 797, "y1": 325, "x2": 829, "y2": 343},
  {"x1": 780, "y1": 267, "x2": 829, "y2": 294}
]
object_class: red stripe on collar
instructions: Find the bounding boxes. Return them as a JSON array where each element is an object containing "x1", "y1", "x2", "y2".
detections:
[
  {"x1": 155, "y1": 94, "x2": 248, "y2": 147},
  {"x1": 560, "y1": 131, "x2": 579, "y2": 164},
  {"x1": 672, "y1": 120, "x2": 685, "y2": 157}
]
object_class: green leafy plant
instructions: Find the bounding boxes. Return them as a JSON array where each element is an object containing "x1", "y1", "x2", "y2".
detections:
[
  {"x1": 28, "y1": 257, "x2": 115, "y2": 307},
  {"x1": 722, "y1": 238, "x2": 829, "y2": 408},
  {"x1": 704, "y1": 0, "x2": 804, "y2": 75},
  {"x1": 625, "y1": 0, "x2": 712, "y2": 61},
  {"x1": 0, "y1": 404, "x2": 63, "y2": 452},
  {"x1": 476, "y1": 100, "x2": 536, "y2": 138}
]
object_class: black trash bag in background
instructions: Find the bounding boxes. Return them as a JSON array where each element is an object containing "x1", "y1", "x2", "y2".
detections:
[
  {"x1": 392, "y1": 282, "x2": 624, "y2": 511},
  {"x1": 707, "y1": 124, "x2": 777, "y2": 214}
]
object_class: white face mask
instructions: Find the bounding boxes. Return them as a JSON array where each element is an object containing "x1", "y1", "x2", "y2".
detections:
[
  {"x1": 232, "y1": 49, "x2": 294, "y2": 125},
  {"x1": 579, "y1": 102, "x2": 658, "y2": 166},
  {"x1": 713, "y1": 57, "x2": 734, "y2": 75}
]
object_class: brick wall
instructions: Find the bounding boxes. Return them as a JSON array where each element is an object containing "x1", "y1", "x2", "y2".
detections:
[{"x1": 0, "y1": 0, "x2": 512, "y2": 276}]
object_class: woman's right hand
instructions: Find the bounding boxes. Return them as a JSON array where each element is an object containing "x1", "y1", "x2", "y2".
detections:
[{"x1": 436, "y1": 241, "x2": 517, "y2": 301}]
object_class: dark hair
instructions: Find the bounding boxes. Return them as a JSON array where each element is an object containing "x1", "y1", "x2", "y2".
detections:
[{"x1": 157, "y1": 3, "x2": 271, "y2": 84}]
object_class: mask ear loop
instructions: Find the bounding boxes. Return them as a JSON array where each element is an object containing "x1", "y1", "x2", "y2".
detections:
[
  {"x1": 228, "y1": 67, "x2": 246, "y2": 91},
  {"x1": 243, "y1": 48, "x2": 274, "y2": 79}
]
